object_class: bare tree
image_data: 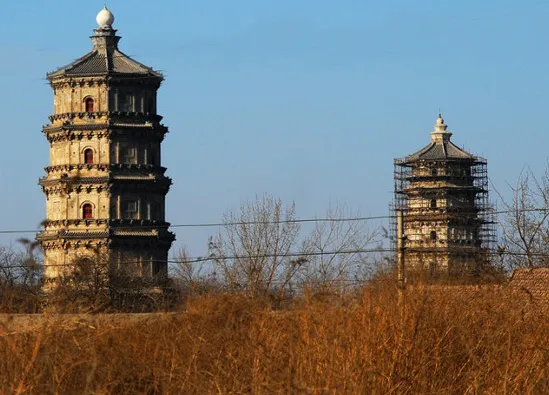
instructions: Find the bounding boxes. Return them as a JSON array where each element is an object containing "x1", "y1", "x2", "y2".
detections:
[
  {"x1": 298, "y1": 204, "x2": 382, "y2": 292},
  {"x1": 48, "y1": 251, "x2": 173, "y2": 312},
  {"x1": 51, "y1": 255, "x2": 111, "y2": 312},
  {"x1": 497, "y1": 167, "x2": 549, "y2": 269},
  {"x1": 171, "y1": 247, "x2": 220, "y2": 297},
  {"x1": 0, "y1": 241, "x2": 43, "y2": 312},
  {"x1": 209, "y1": 195, "x2": 301, "y2": 297},
  {"x1": 15, "y1": 238, "x2": 43, "y2": 287},
  {"x1": 0, "y1": 247, "x2": 31, "y2": 288}
]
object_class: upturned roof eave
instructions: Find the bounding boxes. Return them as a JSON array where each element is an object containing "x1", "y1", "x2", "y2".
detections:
[
  {"x1": 46, "y1": 51, "x2": 164, "y2": 82},
  {"x1": 400, "y1": 142, "x2": 475, "y2": 163},
  {"x1": 47, "y1": 70, "x2": 164, "y2": 81},
  {"x1": 46, "y1": 50, "x2": 98, "y2": 80}
]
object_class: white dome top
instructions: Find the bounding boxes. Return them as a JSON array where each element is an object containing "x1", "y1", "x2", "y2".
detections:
[{"x1": 96, "y1": 6, "x2": 115, "y2": 28}]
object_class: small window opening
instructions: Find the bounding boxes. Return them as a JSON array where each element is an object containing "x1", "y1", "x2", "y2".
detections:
[
  {"x1": 430, "y1": 199, "x2": 437, "y2": 208},
  {"x1": 431, "y1": 168, "x2": 438, "y2": 176},
  {"x1": 85, "y1": 97, "x2": 94, "y2": 112},
  {"x1": 83, "y1": 203, "x2": 93, "y2": 219},
  {"x1": 84, "y1": 148, "x2": 94, "y2": 164},
  {"x1": 119, "y1": 91, "x2": 134, "y2": 112},
  {"x1": 430, "y1": 231, "x2": 437, "y2": 240},
  {"x1": 123, "y1": 200, "x2": 139, "y2": 220},
  {"x1": 121, "y1": 147, "x2": 137, "y2": 164}
]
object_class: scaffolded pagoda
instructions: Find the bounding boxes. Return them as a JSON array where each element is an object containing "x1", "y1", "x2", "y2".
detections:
[{"x1": 393, "y1": 115, "x2": 495, "y2": 275}]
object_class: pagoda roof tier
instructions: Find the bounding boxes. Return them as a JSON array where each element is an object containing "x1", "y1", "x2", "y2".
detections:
[
  {"x1": 42, "y1": 219, "x2": 171, "y2": 229},
  {"x1": 395, "y1": 115, "x2": 485, "y2": 165},
  {"x1": 37, "y1": 228, "x2": 175, "y2": 242},
  {"x1": 41, "y1": 186, "x2": 171, "y2": 198},
  {"x1": 403, "y1": 214, "x2": 485, "y2": 223},
  {"x1": 47, "y1": 111, "x2": 164, "y2": 124},
  {"x1": 47, "y1": 50, "x2": 163, "y2": 80},
  {"x1": 404, "y1": 140, "x2": 475, "y2": 162},
  {"x1": 37, "y1": 230, "x2": 110, "y2": 242},
  {"x1": 43, "y1": 128, "x2": 168, "y2": 144},
  {"x1": 39, "y1": 174, "x2": 172, "y2": 188},
  {"x1": 399, "y1": 185, "x2": 486, "y2": 193},
  {"x1": 42, "y1": 218, "x2": 109, "y2": 229},
  {"x1": 44, "y1": 164, "x2": 167, "y2": 175},
  {"x1": 47, "y1": 12, "x2": 163, "y2": 82},
  {"x1": 112, "y1": 229, "x2": 172, "y2": 238}
]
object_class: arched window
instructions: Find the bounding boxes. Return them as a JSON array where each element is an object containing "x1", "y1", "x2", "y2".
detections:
[
  {"x1": 84, "y1": 148, "x2": 94, "y2": 164},
  {"x1": 83, "y1": 203, "x2": 93, "y2": 219},
  {"x1": 430, "y1": 199, "x2": 437, "y2": 208},
  {"x1": 430, "y1": 231, "x2": 437, "y2": 240},
  {"x1": 431, "y1": 168, "x2": 438, "y2": 177},
  {"x1": 85, "y1": 97, "x2": 94, "y2": 112}
]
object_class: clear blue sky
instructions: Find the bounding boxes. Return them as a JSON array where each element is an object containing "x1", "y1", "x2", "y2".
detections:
[{"x1": 0, "y1": 0, "x2": 548, "y2": 257}]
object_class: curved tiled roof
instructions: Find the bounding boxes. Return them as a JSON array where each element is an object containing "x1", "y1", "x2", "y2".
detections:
[
  {"x1": 48, "y1": 49, "x2": 162, "y2": 79},
  {"x1": 47, "y1": 27, "x2": 162, "y2": 80},
  {"x1": 403, "y1": 115, "x2": 475, "y2": 162},
  {"x1": 406, "y1": 140, "x2": 474, "y2": 161}
]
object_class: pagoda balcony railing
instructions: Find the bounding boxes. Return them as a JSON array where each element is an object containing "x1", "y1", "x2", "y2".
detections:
[
  {"x1": 43, "y1": 164, "x2": 167, "y2": 174},
  {"x1": 41, "y1": 218, "x2": 172, "y2": 229},
  {"x1": 39, "y1": 178, "x2": 172, "y2": 191}
]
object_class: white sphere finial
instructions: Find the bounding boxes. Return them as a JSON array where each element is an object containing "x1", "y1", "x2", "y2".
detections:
[{"x1": 96, "y1": 6, "x2": 115, "y2": 28}]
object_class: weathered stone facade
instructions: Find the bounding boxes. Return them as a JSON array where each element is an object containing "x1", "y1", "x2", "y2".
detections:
[{"x1": 37, "y1": 7, "x2": 175, "y2": 286}]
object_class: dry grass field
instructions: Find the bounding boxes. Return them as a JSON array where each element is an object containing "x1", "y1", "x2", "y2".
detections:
[{"x1": 1, "y1": 282, "x2": 548, "y2": 394}]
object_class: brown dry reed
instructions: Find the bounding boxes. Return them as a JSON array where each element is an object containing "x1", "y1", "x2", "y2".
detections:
[{"x1": 1, "y1": 281, "x2": 548, "y2": 394}]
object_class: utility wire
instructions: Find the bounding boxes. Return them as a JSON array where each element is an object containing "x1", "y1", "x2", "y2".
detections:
[
  {"x1": 171, "y1": 215, "x2": 390, "y2": 228},
  {"x1": 0, "y1": 215, "x2": 389, "y2": 235},
  {"x1": 0, "y1": 248, "x2": 387, "y2": 269},
  {"x1": 2, "y1": 207, "x2": 549, "y2": 235},
  {"x1": 2, "y1": 247, "x2": 549, "y2": 271}
]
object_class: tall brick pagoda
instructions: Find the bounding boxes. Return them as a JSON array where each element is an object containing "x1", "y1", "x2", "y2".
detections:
[{"x1": 37, "y1": 7, "x2": 175, "y2": 285}]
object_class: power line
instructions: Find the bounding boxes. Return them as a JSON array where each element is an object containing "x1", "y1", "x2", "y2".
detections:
[
  {"x1": 0, "y1": 248, "x2": 388, "y2": 270},
  {"x1": 0, "y1": 207, "x2": 548, "y2": 235},
  {"x1": 0, "y1": 215, "x2": 390, "y2": 235},
  {"x1": 2, "y1": 247, "x2": 549, "y2": 271},
  {"x1": 171, "y1": 215, "x2": 390, "y2": 228}
]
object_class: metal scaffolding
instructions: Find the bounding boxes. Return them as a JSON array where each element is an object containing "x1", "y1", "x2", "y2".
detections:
[{"x1": 391, "y1": 153, "x2": 496, "y2": 273}]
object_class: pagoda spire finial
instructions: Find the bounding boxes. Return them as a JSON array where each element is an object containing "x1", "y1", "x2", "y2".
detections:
[
  {"x1": 92, "y1": 6, "x2": 120, "y2": 54},
  {"x1": 96, "y1": 6, "x2": 115, "y2": 28},
  {"x1": 431, "y1": 113, "x2": 452, "y2": 142},
  {"x1": 434, "y1": 113, "x2": 448, "y2": 132}
]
